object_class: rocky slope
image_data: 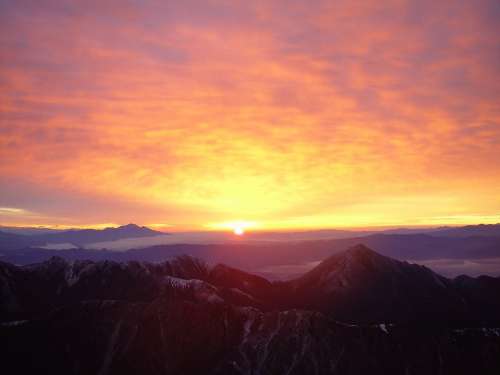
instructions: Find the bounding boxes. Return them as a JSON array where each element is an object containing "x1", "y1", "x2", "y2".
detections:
[
  {"x1": 279, "y1": 245, "x2": 469, "y2": 323},
  {"x1": 1, "y1": 245, "x2": 500, "y2": 374}
]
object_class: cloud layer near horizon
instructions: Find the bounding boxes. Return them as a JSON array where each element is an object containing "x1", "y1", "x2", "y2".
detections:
[{"x1": 1, "y1": 0, "x2": 499, "y2": 229}]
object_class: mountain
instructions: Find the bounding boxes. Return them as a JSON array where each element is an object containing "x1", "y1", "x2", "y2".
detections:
[
  {"x1": 0, "y1": 231, "x2": 38, "y2": 251},
  {"x1": 0, "y1": 254, "x2": 207, "y2": 321},
  {"x1": 0, "y1": 224, "x2": 165, "y2": 250},
  {"x1": 431, "y1": 224, "x2": 500, "y2": 238},
  {"x1": 280, "y1": 245, "x2": 467, "y2": 323},
  {"x1": 2, "y1": 224, "x2": 500, "y2": 282},
  {"x1": 34, "y1": 223, "x2": 165, "y2": 246},
  {"x1": 1, "y1": 245, "x2": 500, "y2": 374},
  {"x1": 378, "y1": 227, "x2": 445, "y2": 235},
  {"x1": 0, "y1": 226, "x2": 64, "y2": 235},
  {"x1": 3, "y1": 296, "x2": 499, "y2": 375},
  {"x1": 2, "y1": 232, "x2": 500, "y2": 279}
]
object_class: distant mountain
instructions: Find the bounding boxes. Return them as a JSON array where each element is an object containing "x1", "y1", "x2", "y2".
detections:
[
  {"x1": 1, "y1": 246, "x2": 500, "y2": 374},
  {"x1": 35, "y1": 223, "x2": 165, "y2": 246},
  {"x1": 1, "y1": 225, "x2": 500, "y2": 279},
  {"x1": 4, "y1": 231, "x2": 500, "y2": 276},
  {"x1": 0, "y1": 224, "x2": 165, "y2": 250},
  {"x1": 379, "y1": 227, "x2": 445, "y2": 235},
  {"x1": 204, "y1": 223, "x2": 500, "y2": 242},
  {"x1": 431, "y1": 223, "x2": 500, "y2": 238},
  {"x1": 0, "y1": 226, "x2": 65, "y2": 235},
  {"x1": 0, "y1": 231, "x2": 38, "y2": 251},
  {"x1": 243, "y1": 228, "x2": 376, "y2": 241}
]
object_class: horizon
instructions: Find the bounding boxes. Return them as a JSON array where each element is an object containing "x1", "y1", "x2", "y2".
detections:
[
  {"x1": 2, "y1": 221, "x2": 500, "y2": 233},
  {"x1": 1, "y1": 1, "x2": 499, "y2": 231}
]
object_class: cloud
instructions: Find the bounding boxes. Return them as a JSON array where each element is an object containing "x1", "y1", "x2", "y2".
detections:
[
  {"x1": 0, "y1": 0, "x2": 499, "y2": 228},
  {"x1": 0, "y1": 207, "x2": 31, "y2": 215},
  {"x1": 409, "y1": 258, "x2": 500, "y2": 278}
]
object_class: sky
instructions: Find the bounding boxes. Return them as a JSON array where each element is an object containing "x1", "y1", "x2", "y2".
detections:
[{"x1": 1, "y1": 0, "x2": 499, "y2": 231}]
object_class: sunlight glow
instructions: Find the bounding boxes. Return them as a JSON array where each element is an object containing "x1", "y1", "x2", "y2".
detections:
[
  {"x1": 233, "y1": 227, "x2": 244, "y2": 236},
  {"x1": 207, "y1": 220, "x2": 257, "y2": 233},
  {"x1": 1, "y1": 1, "x2": 499, "y2": 230}
]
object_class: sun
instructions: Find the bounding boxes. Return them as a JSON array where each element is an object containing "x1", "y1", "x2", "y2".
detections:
[
  {"x1": 207, "y1": 220, "x2": 256, "y2": 234},
  {"x1": 233, "y1": 226, "x2": 245, "y2": 236}
]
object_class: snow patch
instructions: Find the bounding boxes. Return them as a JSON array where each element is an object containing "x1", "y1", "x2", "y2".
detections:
[
  {"x1": 1, "y1": 320, "x2": 28, "y2": 327},
  {"x1": 453, "y1": 327, "x2": 500, "y2": 337},
  {"x1": 163, "y1": 276, "x2": 192, "y2": 288},
  {"x1": 379, "y1": 324, "x2": 389, "y2": 334},
  {"x1": 163, "y1": 276, "x2": 224, "y2": 304}
]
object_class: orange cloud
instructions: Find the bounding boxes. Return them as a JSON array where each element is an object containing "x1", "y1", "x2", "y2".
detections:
[{"x1": 1, "y1": 0, "x2": 499, "y2": 229}]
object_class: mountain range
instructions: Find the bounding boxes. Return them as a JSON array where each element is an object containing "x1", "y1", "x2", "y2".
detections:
[
  {"x1": 1, "y1": 224, "x2": 500, "y2": 281},
  {"x1": 1, "y1": 245, "x2": 499, "y2": 374},
  {"x1": 0, "y1": 223, "x2": 165, "y2": 250},
  {"x1": 2, "y1": 232, "x2": 500, "y2": 278},
  {"x1": 2, "y1": 223, "x2": 500, "y2": 251}
]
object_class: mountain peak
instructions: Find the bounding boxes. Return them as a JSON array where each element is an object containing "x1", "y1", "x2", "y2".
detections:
[
  {"x1": 344, "y1": 243, "x2": 376, "y2": 257},
  {"x1": 308, "y1": 244, "x2": 387, "y2": 275},
  {"x1": 118, "y1": 223, "x2": 141, "y2": 229},
  {"x1": 342, "y1": 244, "x2": 391, "y2": 267},
  {"x1": 114, "y1": 223, "x2": 142, "y2": 230},
  {"x1": 286, "y1": 244, "x2": 468, "y2": 323}
]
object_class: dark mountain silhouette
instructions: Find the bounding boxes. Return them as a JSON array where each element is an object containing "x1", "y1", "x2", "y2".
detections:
[
  {"x1": 0, "y1": 231, "x2": 38, "y2": 251},
  {"x1": 0, "y1": 224, "x2": 164, "y2": 250},
  {"x1": 35, "y1": 223, "x2": 165, "y2": 245},
  {"x1": 280, "y1": 245, "x2": 467, "y2": 322},
  {"x1": 1, "y1": 245, "x2": 500, "y2": 374},
  {"x1": 0, "y1": 226, "x2": 64, "y2": 235},
  {"x1": 431, "y1": 223, "x2": 500, "y2": 238},
  {"x1": 1, "y1": 231, "x2": 500, "y2": 279},
  {"x1": 1, "y1": 224, "x2": 500, "y2": 281}
]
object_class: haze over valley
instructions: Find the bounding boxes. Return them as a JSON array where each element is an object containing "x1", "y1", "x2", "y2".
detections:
[{"x1": 2, "y1": 223, "x2": 500, "y2": 279}]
